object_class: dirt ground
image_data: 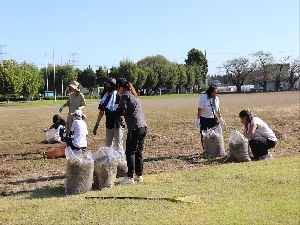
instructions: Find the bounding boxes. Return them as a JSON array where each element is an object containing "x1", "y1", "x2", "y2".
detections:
[{"x1": 0, "y1": 91, "x2": 299, "y2": 196}]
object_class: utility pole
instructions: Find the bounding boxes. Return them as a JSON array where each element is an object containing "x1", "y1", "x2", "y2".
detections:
[{"x1": 61, "y1": 54, "x2": 63, "y2": 99}]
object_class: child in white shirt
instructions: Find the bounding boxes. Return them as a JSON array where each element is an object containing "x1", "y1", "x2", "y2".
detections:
[{"x1": 65, "y1": 110, "x2": 88, "y2": 151}]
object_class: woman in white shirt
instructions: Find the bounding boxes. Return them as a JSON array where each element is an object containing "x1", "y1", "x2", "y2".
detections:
[
  {"x1": 239, "y1": 109, "x2": 277, "y2": 160},
  {"x1": 65, "y1": 110, "x2": 88, "y2": 151},
  {"x1": 196, "y1": 84, "x2": 226, "y2": 149}
]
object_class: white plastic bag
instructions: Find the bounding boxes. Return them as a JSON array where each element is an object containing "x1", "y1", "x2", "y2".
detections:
[
  {"x1": 65, "y1": 147, "x2": 94, "y2": 195},
  {"x1": 227, "y1": 130, "x2": 251, "y2": 162},
  {"x1": 202, "y1": 124, "x2": 225, "y2": 157},
  {"x1": 92, "y1": 146, "x2": 118, "y2": 191},
  {"x1": 45, "y1": 125, "x2": 63, "y2": 143},
  {"x1": 116, "y1": 148, "x2": 127, "y2": 178}
]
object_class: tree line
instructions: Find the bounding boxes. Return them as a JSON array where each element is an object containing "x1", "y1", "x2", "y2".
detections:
[
  {"x1": 0, "y1": 48, "x2": 299, "y2": 103},
  {"x1": 213, "y1": 51, "x2": 299, "y2": 92}
]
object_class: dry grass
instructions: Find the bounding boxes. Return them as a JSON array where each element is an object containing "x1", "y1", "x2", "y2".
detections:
[{"x1": 0, "y1": 91, "x2": 299, "y2": 196}]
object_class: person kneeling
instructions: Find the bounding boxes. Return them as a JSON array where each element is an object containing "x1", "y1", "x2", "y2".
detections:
[{"x1": 65, "y1": 110, "x2": 88, "y2": 152}]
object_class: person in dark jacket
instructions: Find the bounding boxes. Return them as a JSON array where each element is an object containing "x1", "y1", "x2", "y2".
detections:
[
  {"x1": 115, "y1": 78, "x2": 147, "y2": 185},
  {"x1": 93, "y1": 77, "x2": 125, "y2": 150}
]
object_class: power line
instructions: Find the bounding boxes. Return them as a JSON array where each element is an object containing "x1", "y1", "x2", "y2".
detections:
[
  {"x1": 0, "y1": 45, "x2": 7, "y2": 62},
  {"x1": 68, "y1": 52, "x2": 80, "y2": 67}
]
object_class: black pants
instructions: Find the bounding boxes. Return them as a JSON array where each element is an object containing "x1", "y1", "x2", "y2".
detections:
[
  {"x1": 200, "y1": 116, "x2": 219, "y2": 149},
  {"x1": 249, "y1": 139, "x2": 276, "y2": 159},
  {"x1": 65, "y1": 137, "x2": 86, "y2": 151},
  {"x1": 126, "y1": 127, "x2": 147, "y2": 178}
]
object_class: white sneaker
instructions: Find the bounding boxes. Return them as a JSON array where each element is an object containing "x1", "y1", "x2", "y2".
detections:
[
  {"x1": 118, "y1": 177, "x2": 135, "y2": 185},
  {"x1": 134, "y1": 175, "x2": 143, "y2": 182}
]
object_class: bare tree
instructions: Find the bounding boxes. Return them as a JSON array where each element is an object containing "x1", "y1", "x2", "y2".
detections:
[
  {"x1": 273, "y1": 56, "x2": 291, "y2": 91},
  {"x1": 251, "y1": 51, "x2": 275, "y2": 92},
  {"x1": 221, "y1": 57, "x2": 251, "y2": 93},
  {"x1": 288, "y1": 57, "x2": 300, "y2": 90}
]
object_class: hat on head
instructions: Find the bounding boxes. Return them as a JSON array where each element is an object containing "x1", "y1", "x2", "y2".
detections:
[
  {"x1": 116, "y1": 78, "x2": 128, "y2": 88},
  {"x1": 107, "y1": 77, "x2": 116, "y2": 86},
  {"x1": 71, "y1": 110, "x2": 82, "y2": 117},
  {"x1": 69, "y1": 81, "x2": 80, "y2": 91},
  {"x1": 53, "y1": 114, "x2": 61, "y2": 123}
]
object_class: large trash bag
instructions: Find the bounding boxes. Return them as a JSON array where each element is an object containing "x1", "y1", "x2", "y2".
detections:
[
  {"x1": 65, "y1": 147, "x2": 94, "y2": 195},
  {"x1": 227, "y1": 130, "x2": 251, "y2": 162},
  {"x1": 92, "y1": 146, "x2": 118, "y2": 191},
  {"x1": 202, "y1": 124, "x2": 225, "y2": 158},
  {"x1": 116, "y1": 148, "x2": 127, "y2": 178},
  {"x1": 46, "y1": 125, "x2": 63, "y2": 143}
]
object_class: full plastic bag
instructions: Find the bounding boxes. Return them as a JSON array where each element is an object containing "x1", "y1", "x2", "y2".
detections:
[
  {"x1": 65, "y1": 146, "x2": 94, "y2": 195},
  {"x1": 116, "y1": 148, "x2": 127, "y2": 178},
  {"x1": 92, "y1": 146, "x2": 118, "y2": 191},
  {"x1": 45, "y1": 125, "x2": 63, "y2": 143},
  {"x1": 227, "y1": 130, "x2": 251, "y2": 162},
  {"x1": 202, "y1": 124, "x2": 225, "y2": 157}
]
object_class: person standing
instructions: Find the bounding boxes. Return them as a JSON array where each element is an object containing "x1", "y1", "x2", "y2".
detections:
[
  {"x1": 239, "y1": 109, "x2": 277, "y2": 160},
  {"x1": 196, "y1": 84, "x2": 226, "y2": 149},
  {"x1": 93, "y1": 77, "x2": 125, "y2": 150},
  {"x1": 59, "y1": 81, "x2": 86, "y2": 136},
  {"x1": 115, "y1": 78, "x2": 147, "y2": 185}
]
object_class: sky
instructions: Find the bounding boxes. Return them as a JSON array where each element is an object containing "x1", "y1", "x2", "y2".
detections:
[{"x1": 0, "y1": 0, "x2": 299, "y2": 75}]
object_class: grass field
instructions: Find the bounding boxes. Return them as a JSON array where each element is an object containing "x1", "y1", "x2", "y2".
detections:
[{"x1": 0, "y1": 91, "x2": 299, "y2": 224}]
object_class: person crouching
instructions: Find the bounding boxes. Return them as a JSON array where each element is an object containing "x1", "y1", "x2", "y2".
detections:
[{"x1": 65, "y1": 110, "x2": 88, "y2": 151}]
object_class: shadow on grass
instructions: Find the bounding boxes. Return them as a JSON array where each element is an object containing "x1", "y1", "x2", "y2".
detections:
[
  {"x1": 29, "y1": 185, "x2": 66, "y2": 199},
  {"x1": 3, "y1": 175, "x2": 66, "y2": 198},
  {"x1": 144, "y1": 153, "x2": 228, "y2": 166}
]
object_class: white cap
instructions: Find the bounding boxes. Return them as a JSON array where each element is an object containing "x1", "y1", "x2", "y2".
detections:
[{"x1": 71, "y1": 110, "x2": 82, "y2": 117}]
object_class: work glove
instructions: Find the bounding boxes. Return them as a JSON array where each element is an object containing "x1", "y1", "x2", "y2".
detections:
[
  {"x1": 113, "y1": 104, "x2": 119, "y2": 111},
  {"x1": 195, "y1": 118, "x2": 201, "y2": 127},
  {"x1": 220, "y1": 117, "x2": 226, "y2": 125},
  {"x1": 44, "y1": 127, "x2": 50, "y2": 132},
  {"x1": 59, "y1": 105, "x2": 64, "y2": 113},
  {"x1": 93, "y1": 122, "x2": 99, "y2": 135},
  {"x1": 78, "y1": 106, "x2": 82, "y2": 111}
]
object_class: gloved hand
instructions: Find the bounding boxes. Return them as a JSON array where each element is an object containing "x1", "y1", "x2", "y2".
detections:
[
  {"x1": 220, "y1": 117, "x2": 226, "y2": 125},
  {"x1": 44, "y1": 127, "x2": 50, "y2": 132},
  {"x1": 113, "y1": 104, "x2": 119, "y2": 111},
  {"x1": 93, "y1": 122, "x2": 99, "y2": 135},
  {"x1": 59, "y1": 105, "x2": 64, "y2": 113},
  {"x1": 78, "y1": 106, "x2": 82, "y2": 111},
  {"x1": 195, "y1": 118, "x2": 201, "y2": 127}
]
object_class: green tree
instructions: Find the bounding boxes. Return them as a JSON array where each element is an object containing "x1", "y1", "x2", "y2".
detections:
[
  {"x1": 185, "y1": 48, "x2": 208, "y2": 82},
  {"x1": 95, "y1": 66, "x2": 108, "y2": 87},
  {"x1": 142, "y1": 67, "x2": 158, "y2": 90},
  {"x1": 118, "y1": 60, "x2": 138, "y2": 85},
  {"x1": 177, "y1": 65, "x2": 187, "y2": 93},
  {"x1": 185, "y1": 65, "x2": 196, "y2": 92},
  {"x1": 19, "y1": 62, "x2": 41, "y2": 99},
  {"x1": 78, "y1": 66, "x2": 96, "y2": 95},
  {"x1": 165, "y1": 64, "x2": 178, "y2": 90},
  {"x1": 0, "y1": 59, "x2": 23, "y2": 103},
  {"x1": 135, "y1": 68, "x2": 147, "y2": 91}
]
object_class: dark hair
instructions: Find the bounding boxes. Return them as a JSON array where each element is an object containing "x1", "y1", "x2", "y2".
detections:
[
  {"x1": 53, "y1": 114, "x2": 61, "y2": 123},
  {"x1": 239, "y1": 109, "x2": 253, "y2": 122},
  {"x1": 116, "y1": 78, "x2": 129, "y2": 88},
  {"x1": 206, "y1": 84, "x2": 218, "y2": 97},
  {"x1": 116, "y1": 78, "x2": 138, "y2": 97}
]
